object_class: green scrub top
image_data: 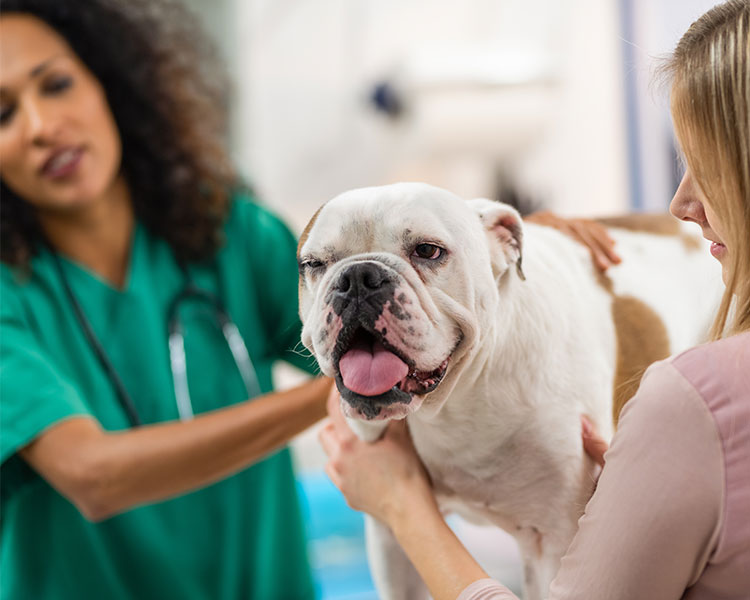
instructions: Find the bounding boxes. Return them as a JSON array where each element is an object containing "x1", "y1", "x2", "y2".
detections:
[{"x1": 0, "y1": 192, "x2": 317, "y2": 599}]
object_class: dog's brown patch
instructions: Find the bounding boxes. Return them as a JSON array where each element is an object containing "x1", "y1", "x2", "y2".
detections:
[
  {"x1": 297, "y1": 204, "x2": 325, "y2": 256},
  {"x1": 610, "y1": 295, "x2": 670, "y2": 425},
  {"x1": 596, "y1": 213, "x2": 700, "y2": 251},
  {"x1": 592, "y1": 218, "x2": 688, "y2": 424},
  {"x1": 297, "y1": 204, "x2": 325, "y2": 299}
]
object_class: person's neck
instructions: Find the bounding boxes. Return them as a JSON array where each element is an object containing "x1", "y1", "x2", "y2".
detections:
[{"x1": 39, "y1": 177, "x2": 136, "y2": 289}]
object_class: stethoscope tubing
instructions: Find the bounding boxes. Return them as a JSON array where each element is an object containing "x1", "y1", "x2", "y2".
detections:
[
  {"x1": 166, "y1": 284, "x2": 260, "y2": 421},
  {"x1": 51, "y1": 251, "x2": 259, "y2": 427},
  {"x1": 51, "y1": 251, "x2": 143, "y2": 427}
]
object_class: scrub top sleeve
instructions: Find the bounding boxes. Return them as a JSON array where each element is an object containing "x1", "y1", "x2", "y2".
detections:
[
  {"x1": 0, "y1": 289, "x2": 92, "y2": 466},
  {"x1": 248, "y1": 202, "x2": 320, "y2": 376}
]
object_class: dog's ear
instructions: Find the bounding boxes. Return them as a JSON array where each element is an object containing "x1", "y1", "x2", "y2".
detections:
[{"x1": 468, "y1": 199, "x2": 526, "y2": 281}]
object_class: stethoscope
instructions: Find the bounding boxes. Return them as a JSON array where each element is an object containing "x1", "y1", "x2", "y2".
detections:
[{"x1": 51, "y1": 251, "x2": 260, "y2": 427}]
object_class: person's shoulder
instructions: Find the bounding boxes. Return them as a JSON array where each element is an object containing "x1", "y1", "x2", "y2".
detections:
[
  {"x1": 667, "y1": 333, "x2": 749, "y2": 400},
  {"x1": 633, "y1": 357, "x2": 699, "y2": 404},
  {"x1": 216, "y1": 187, "x2": 299, "y2": 274},
  {"x1": 225, "y1": 187, "x2": 295, "y2": 242},
  {"x1": 616, "y1": 354, "x2": 718, "y2": 463},
  {"x1": 1, "y1": 248, "x2": 61, "y2": 301},
  {"x1": 0, "y1": 261, "x2": 19, "y2": 287},
  {"x1": 0, "y1": 260, "x2": 37, "y2": 310},
  {"x1": 671, "y1": 332, "x2": 750, "y2": 364}
]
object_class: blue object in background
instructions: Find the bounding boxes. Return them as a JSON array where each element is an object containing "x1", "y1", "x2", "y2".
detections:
[{"x1": 297, "y1": 472, "x2": 378, "y2": 600}]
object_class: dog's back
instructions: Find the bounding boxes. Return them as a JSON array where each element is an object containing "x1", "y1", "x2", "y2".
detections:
[
  {"x1": 518, "y1": 213, "x2": 720, "y2": 426},
  {"x1": 596, "y1": 215, "x2": 721, "y2": 422}
]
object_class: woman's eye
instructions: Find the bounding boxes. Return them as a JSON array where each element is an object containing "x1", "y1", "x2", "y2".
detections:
[
  {"x1": 42, "y1": 76, "x2": 73, "y2": 95},
  {"x1": 412, "y1": 243, "x2": 444, "y2": 260},
  {"x1": 0, "y1": 105, "x2": 15, "y2": 126}
]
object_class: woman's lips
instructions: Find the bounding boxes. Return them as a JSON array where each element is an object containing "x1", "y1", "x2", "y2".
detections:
[
  {"x1": 710, "y1": 241, "x2": 727, "y2": 259},
  {"x1": 41, "y1": 147, "x2": 84, "y2": 179}
]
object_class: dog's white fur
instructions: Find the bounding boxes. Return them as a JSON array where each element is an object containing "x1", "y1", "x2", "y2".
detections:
[{"x1": 298, "y1": 183, "x2": 720, "y2": 599}]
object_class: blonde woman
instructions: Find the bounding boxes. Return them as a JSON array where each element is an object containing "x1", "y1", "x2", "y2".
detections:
[{"x1": 320, "y1": 1, "x2": 750, "y2": 598}]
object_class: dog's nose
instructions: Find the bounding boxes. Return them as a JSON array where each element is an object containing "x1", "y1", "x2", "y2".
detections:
[{"x1": 337, "y1": 263, "x2": 388, "y2": 295}]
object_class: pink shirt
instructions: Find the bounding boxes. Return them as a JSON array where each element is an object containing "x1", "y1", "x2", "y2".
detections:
[{"x1": 458, "y1": 332, "x2": 750, "y2": 600}]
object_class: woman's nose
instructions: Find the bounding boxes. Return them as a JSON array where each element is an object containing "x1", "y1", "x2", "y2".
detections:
[
  {"x1": 669, "y1": 171, "x2": 706, "y2": 225},
  {"x1": 21, "y1": 96, "x2": 59, "y2": 147}
]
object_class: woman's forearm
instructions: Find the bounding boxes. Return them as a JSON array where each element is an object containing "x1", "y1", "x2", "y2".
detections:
[
  {"x1": 387, "y1": 501, "x2": 494, "y2": 600},
  {"x1": 320, "y1": 400, "x2": 508, "y2": 600},
  {"x1": 22, "y1": 377, "x2": 332, "y2": 520}
]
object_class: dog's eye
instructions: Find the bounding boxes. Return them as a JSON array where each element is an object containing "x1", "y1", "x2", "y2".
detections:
[
  {"x1": 299, "y1": 258, "x2": 326, "y2": 273},
  {"x1": 412, "y1": 243, "x2": 444, "y2": 260}
]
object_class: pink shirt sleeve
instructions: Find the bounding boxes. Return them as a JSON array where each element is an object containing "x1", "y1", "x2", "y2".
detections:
[
  {"x1": 457, "y1": 579, "x2": 518, "y2": 600},
  {"x1": 459, "y1": 360, "x2": 724, "y2": 600}
]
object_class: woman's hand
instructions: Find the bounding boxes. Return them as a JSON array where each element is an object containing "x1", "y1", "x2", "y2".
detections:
[
  {"x1": 318, "y1": 389, "x2": 436, "y2": 526},
  {"x1": 581, "y1": 415, "x2": 610, "y2": 467},
  {"x1": 525, "y1": 211, "x2": 622, "y2": 272},
  {"x1": 320, "y1": 392, "x2": 501, "y2": 599}
]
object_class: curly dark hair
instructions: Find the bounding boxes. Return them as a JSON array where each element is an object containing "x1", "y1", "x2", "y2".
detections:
[{"x1": 1, "y1": 0, "x2": 238, "y2": 266}]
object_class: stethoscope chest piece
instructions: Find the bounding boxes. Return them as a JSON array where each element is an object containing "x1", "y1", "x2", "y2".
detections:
[{"x1": 166, "y1": 284, "x2": 260, "y2": 421}]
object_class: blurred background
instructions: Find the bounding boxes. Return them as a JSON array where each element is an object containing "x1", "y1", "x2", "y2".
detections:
[{"x1": 179, "y1": 0, "x2": 720, "y2": 598}]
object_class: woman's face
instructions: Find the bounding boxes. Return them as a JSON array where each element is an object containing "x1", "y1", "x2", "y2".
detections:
[
  {"x1": 0, "y1": 14, "x2": 123, "y2": 214},
  {"x1": 669, "y1": 170, "x2": 729, "y2": 282}
]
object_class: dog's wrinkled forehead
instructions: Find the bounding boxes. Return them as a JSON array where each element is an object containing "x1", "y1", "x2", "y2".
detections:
[{"x1": 301, "y1": 183, "x2": 472, "y2": 258}]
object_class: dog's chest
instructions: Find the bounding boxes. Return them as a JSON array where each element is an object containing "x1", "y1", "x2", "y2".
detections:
[{"x1": 414, "y1": 431, "x2": 564, "y2": 529}]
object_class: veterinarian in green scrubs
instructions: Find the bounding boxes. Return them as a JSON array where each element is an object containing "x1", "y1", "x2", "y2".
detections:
[
  {"x1": 1, "y1": 195, "x2": 322, "y2": 599},
  {"x1": 0, "y1": 2, "x2": 330, "y2": 598}
]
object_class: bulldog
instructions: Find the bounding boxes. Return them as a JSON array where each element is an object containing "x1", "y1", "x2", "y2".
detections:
[{"x1": 298, "y1": 183, "x2": 720, "y2": 600}]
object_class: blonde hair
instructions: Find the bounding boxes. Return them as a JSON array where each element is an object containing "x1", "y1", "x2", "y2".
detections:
[{"x1": 666, "y1": 0, "x2": 750, "y2": 339}]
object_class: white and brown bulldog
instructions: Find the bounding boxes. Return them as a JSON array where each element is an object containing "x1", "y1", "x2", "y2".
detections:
[{"x1": 298, "y1": 182, "x2": 720, "y2": 600}]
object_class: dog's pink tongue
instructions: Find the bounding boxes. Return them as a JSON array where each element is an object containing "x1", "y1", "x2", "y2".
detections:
[{"x1": 339, "y1": 339, "x2": 409, "y2": 396}]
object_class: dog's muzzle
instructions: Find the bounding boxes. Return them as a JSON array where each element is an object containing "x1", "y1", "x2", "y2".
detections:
[{"x1": 328, "y1": 262, "x2": 450, "y2": 419}]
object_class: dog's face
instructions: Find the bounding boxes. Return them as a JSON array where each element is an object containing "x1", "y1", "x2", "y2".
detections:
[{"x1": 298, "y1": 183, "x2": 523, "y2": 421}]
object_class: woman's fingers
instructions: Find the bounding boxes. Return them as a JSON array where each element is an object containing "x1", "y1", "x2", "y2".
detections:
[
  {"x1": 318, "y1": 421, "x2": 338, "y2": 456},
  {"x1": 569, "y1": 220, "x2": 620, "y2": 271},
  {"x1": 326, "y1": 384, "x2": 341, "y2": 418},
  {"x1": 526, "y1": 211, "x2": 622, "y2": 272},
  {"x1": 585, "y1": 222, "x2": 621, "y2": 268},
  {"x1": 326, "y1": 386, "x2": 355, "y2": 437},
  {"x1": 324, "y1": 461, "x2": 343, "y2": 490},
  {"x1": 570, "y1": 223, "x2": 605, "y2": 270},
  {"x1": 581, "y1": 415, "x2": 609, "y2": 467}
]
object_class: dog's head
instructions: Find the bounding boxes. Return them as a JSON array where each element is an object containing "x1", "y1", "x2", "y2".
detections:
[{"x1": 298, "y1": 183, "x2": 524, "y2": 422}]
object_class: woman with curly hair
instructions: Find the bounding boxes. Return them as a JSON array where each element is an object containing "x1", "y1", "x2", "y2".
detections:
[{"x1": 0, "y1": 1, "x2": 332, "y2": 598}]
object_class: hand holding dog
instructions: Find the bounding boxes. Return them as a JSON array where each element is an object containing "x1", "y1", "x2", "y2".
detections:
[
  {"x1": 320, "y1": 394, "x2": 612, "y2": 524},
  {"x1": 318, "y1": 389, "x2": 436, "y2": 528},
  {"x1": 581, "y1": 415, "x2": 609, "y2": 467},
  {"x1": 525, "y1": 211, "x2": 622, "y2": 272}
]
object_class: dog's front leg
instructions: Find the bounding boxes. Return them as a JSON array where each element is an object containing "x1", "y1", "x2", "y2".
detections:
[
  {"x1": 365, "y1": 516, "x2": 429, "y2": 600},
  {"x1": 515, "y1": 526, "x2": 569, "y2": 600}
]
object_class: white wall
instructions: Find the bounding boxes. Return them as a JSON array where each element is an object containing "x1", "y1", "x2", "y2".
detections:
[
  {"x1": 625, "y1": 0, "x2": 722, "y2": 211},
  {"x1": 226, "y1": 0, "x2": 630, "y2": 230},
  {"x1": 183, "y1": 0, "x2": 723, "y2": 229}
]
